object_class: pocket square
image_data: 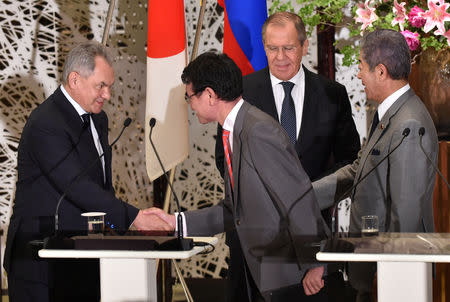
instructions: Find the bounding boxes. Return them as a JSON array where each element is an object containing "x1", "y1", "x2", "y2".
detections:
[{"x1": 371, "y1": 149, "x2": 380, "y2": 155}]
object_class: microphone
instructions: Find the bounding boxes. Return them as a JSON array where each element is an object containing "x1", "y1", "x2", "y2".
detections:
[
  {"x1": 331, "y1": 127, "x2": 410, "y2": 235},
  {"x1": 54, "y1": 117, "x2": 132, "y2": 232},
  {"x1": 418, "y1": 127, "x2": 450, "y2": 189},
  {"x1": 148, "y1": 117, "x2": 193, "y2": 251}
]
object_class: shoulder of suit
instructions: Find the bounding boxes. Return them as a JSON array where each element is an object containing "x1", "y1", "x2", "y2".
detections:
[
  {"x1": 304, "y1": 67, "x2": 346, "y2": 90},
  {"x1": 243, "y1": 68, "x2": 269, "y2": 85}
]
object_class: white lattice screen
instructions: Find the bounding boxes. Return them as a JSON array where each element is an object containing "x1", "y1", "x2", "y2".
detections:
[{"x1": 0, "y1": 0, "x2": 367, "y2": 288}]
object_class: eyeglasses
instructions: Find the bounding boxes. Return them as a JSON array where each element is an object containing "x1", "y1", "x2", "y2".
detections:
[
  {"x1": 184, "y1": 90, "x2": 202, "y2": 103},
  {"x1": 265, "y1": 45, "x2": 298, "y2": 55}
]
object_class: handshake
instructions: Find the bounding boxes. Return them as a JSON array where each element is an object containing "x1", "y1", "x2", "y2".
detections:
[{"x1": 132, "y1": 207, "x2": 177, "y2": 231}]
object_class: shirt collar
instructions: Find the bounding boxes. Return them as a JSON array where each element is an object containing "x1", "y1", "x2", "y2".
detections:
[
  {"x1": 60, "y1": 84, "x2": 89, "y2": 120},
  {"x1": 222, "y1": 98, "x2": 244, "y2": 132},
  {"x1": 269, "y1": 65, "x2": 304, "y2": 88},
  {"x1": 377, "y1": 84, "x2": 410, "y2": 120}
]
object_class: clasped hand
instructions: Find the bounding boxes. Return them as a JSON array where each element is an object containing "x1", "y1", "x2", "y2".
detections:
[{"x1": 132, "y1": 207, "x2": 176, "y2": 231}]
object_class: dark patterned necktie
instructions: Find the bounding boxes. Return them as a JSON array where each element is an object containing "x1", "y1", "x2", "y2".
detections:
[
  {"x1": 81, "y1": 113, "x2": 92, "y2": 130},
  {"x1": 280, "y1": 81, "x2": 296, "y2": 145},
  {"x1": 368, "y1": 111, "x2": 379, "y2": 140}
]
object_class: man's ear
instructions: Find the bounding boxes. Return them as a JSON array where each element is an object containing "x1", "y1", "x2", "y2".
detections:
[
  {"x1": 67, "y1": 71, "x2": 79, "y2": 89},
  {"x1": 301, "y1": 39, "x2": 309, "y2": 56},
  {"x1": 204, "y1": 87, "x2": 217, "y2": 105},
  {"x1": 376, "y1": 64, "x2": 388, "y2": 80}
]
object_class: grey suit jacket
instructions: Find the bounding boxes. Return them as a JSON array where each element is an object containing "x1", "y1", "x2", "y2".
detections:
[
  {"x1": 313, "y1": 88, "x2": 438, "y2": 234},
  {"x1": 185, "y1": 101, "x2": 329, "y2": 295}
]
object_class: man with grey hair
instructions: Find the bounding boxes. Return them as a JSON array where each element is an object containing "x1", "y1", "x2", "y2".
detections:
[
  {"x1": 4, "y1": 41, "x2": 170, "y2": 301},
  {"x1": 313, "y1": 29, "x2": 438, "y2": 302}
]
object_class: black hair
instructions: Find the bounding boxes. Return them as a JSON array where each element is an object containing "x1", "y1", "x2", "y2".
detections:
[{"x1": 181, "y1": 52, "x2": 243, "y2": 101}]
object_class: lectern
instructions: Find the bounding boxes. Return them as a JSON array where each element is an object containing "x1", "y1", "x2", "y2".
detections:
[
  {"x1": 317, "y1": 233, "x2": 450, "y2": 302},
  {"x1": 39, "y1": 236, "x2": 218, "y2": 302}
]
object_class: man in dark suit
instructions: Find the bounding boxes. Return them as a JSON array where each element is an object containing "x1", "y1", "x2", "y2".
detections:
[
  {"x1": 4, "y1": 41, "x2": 170, "y2": 302},
  {"x1": 149, "y1": 52, "x2": 329, "y2": 301},
  {"x1": 215, "y1": 12, "x2": 360, "y2": 301},
  {"x1": 313, "y1": 29, "x2": 438, "y2": 302}
]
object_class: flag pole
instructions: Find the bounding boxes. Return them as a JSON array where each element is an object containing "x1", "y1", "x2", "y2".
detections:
[
  {"x1": 190, "y1": 0, "x2": 208, "y2": 61},
  {"x1": 101, "y1": 0, "x2": 116, "y2": 45},
  {"x1": 163, "y1": 0, "x2": 207, "y2": 213}
]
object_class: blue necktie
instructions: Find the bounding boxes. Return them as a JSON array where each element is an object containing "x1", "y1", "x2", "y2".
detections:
[{"x1": 280, "y1": 81, "x2": 296, "y2": 145}]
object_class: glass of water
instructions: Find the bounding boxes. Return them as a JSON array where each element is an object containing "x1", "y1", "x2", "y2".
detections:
[
  {"x1": 81, "y1": 212, "x2": 106, "y2": 235},
  {"x1": 361, "y1": 215, "x2": 379, "y2": 237}
]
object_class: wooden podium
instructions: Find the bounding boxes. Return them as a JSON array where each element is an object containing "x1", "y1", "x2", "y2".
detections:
[{"x1": 39, "y1": 236, "x2": 218, "y2": 302}]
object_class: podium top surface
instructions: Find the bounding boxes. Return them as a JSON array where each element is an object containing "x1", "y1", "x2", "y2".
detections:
[
  {"x1": 317, "y1": 233, "x2": 450, "y2": 263},
  {"x1": 39, "y1": 236, "x2": 218, "y2": 260}
]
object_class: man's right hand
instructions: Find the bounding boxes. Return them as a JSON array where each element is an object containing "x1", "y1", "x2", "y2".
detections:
[{"x1": 132, "y1": 209, "x2": 174, "y2": 231}]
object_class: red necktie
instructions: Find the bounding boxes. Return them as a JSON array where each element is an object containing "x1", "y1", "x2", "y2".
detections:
[{"x1": 222, "y1": 129, "x2": 233, "y2": 190}]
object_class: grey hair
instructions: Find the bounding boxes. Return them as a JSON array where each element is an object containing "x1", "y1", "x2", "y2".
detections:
[
  {"x1": 361, "y1": 29, "x2": 411, "y2": 80},
  {"x1": 61, "y1": 41, "x2": 113, "y2": 84},
  {"x1": 262, "y1": 11, "x2": 307, "y2": 46}
]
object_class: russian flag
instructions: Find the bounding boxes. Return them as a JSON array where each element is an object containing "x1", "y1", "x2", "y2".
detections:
[
  {"x1": 146, "y1": 0, "x2": 189, "y2": 181},
  {"x1": 219, "y1": 0, "x2": 268, "y2": 75}
]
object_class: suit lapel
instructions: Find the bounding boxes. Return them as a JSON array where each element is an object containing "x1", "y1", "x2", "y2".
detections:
[
  {"x1": 54, "y1": 89, "x2": 105, "y2": 186},
  {"x1": 255, "y1": 68, "x2": 278, "y2": 120},
  {"x1": 92, "y1": 113, "x2": 111, "y2": 187},
  {"x1": 354, "y1": 89, "x2": 414, "y2": 182},
  {"x1": 231, "y1": 101, "x2": 249, "y2": 212},
  {"x1": 296, "y1": 67, "x2": 318, "y2": 153}
]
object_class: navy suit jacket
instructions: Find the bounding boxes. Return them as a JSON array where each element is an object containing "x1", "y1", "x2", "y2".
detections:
[{"x1": 4, "y1": 87, "x2": 138, "y2": 284}]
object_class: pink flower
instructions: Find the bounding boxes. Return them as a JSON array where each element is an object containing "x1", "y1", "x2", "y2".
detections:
[
  {"x1": 421, "y1": 0, "x2": 450, "y2": 34},
  {"x1": 392, "y1": 0, "x2": 408, "y2": 31},
  {"x1": 434, "y1": 27, "x2": 450, "y2": 46},
  {"x1": 408, "y1": 5, "x2": 426, "y2": 28},
  {"x1": 355, "y1": 0, "x2": 379, "y2": 31},
  {"x1": 401, "y1": 30, "x2": 420, "y2": 51}
]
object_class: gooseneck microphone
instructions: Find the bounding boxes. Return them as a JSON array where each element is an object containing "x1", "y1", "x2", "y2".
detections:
[
  {"x1": 418, "y1": 127, "x2": 450, "y2": 189},
  {"x1": 54, "y1": 117, "x2": 132, "y2": 232},
  {"x1": 148, "y1": 117, "x2": 193, "y2": 251},
  {"x1": 331, "y1": 127, "x2": 411, "y2": 235}
]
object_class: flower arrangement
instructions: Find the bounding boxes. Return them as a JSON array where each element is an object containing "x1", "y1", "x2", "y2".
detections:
[{"x1": 270, "y1": 0, "x2": 450, "y2": 65}]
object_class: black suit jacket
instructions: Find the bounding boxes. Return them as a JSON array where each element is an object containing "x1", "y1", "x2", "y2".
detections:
[
  {"x1": 4, "y1": 87, "x2": 138, "y2": 286},
  {"x1": 216, "y1": 66, "x2": 360, "y2": 181}
]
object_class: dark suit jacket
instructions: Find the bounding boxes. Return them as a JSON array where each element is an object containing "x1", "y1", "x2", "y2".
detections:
[
  {"x1": 4, "y1": 87, "x2": 138, "y2": 287},
  {"x1": 187, "y1": 102, "x2": 329, "y2": 300},
  {"x1": 216, "y1": 66, "x2": 361, "y2": 181}
]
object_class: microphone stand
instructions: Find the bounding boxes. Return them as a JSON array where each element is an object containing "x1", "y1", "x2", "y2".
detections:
[
  {"x1": 331, "y1": 127, "x2": 411, "y2": 237},
  {"x1": 149, "y1": 118, "x2": 193, "y2": 251}
]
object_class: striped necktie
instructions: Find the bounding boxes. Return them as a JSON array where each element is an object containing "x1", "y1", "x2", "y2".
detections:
[{"x1": 222, "y1": 129, "x2": 233, "y2": 190}]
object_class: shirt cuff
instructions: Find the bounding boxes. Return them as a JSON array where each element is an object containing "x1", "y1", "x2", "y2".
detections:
[{"x1": 174, "y1": 212, "x2": 188, "y2": 237}]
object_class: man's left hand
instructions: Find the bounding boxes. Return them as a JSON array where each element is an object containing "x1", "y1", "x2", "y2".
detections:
[{"x1": 302, "y1": 266, "x2": 325, "y2": 295}]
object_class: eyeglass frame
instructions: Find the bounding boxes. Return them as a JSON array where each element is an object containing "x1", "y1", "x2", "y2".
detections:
[{"x1": 184, "y1": 88, "x2": 205, "y2": 103}]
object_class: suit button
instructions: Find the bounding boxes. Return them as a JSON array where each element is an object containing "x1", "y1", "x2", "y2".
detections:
[{"x1": 236, "y1": 220, "x2": 241, "y2": 225}]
